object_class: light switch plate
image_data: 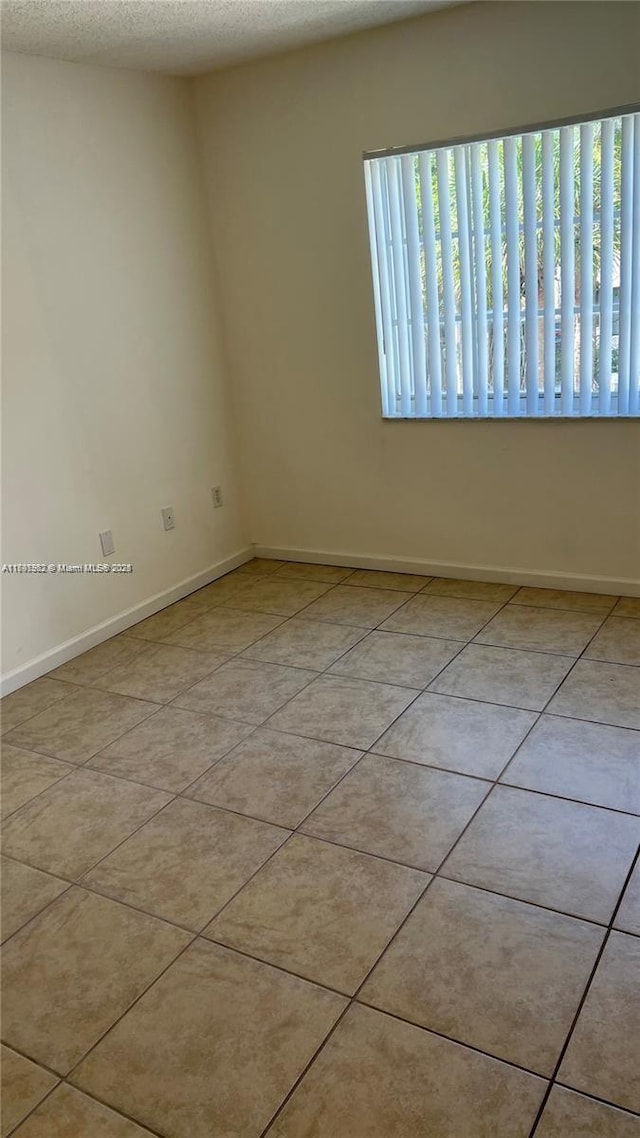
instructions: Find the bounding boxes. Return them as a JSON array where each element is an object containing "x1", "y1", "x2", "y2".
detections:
[{"x1": 99, "y1": 530, "x2": 115, "y2": 557}]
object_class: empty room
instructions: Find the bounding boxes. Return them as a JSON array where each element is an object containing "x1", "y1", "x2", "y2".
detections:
[{"x1": 1, "y1": 0, "x2": 639, "y2": 1135}]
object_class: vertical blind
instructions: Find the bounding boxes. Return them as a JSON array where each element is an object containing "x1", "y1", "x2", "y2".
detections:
[{"x1": 364, "y1": 111, "x2": 640, "y2": 418}]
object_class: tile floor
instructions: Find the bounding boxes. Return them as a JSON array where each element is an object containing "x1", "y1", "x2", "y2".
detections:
[{"x1": 1, "y1": 557, "x2": 639, "y2": 1138}]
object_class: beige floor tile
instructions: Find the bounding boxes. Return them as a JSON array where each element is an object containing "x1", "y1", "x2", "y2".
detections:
[
  {"x1": 1, "y1": 746, "x2": 72, "y2": 818},
  {"x1": 302, "y1": 585, "x2": 411, "y2": 628},
  {"x1": 2, "y1": 769, "x2": 170, "y2": 878},
  {"x1": 302, "y1": 755, "x2": 488, "y2": 871},
  {"x1": 380, "y1": 594, "x2": 502, "y2": 640},
  {"x1": 559, "y1": 932, "x2": 640, "y2": 1113},
  {"x1": 361, "y1": 878, "x2": 604, "y2": 1075},
  {"x1": 163, "y1": 607, "x2": 285, "y2": 652},
  {"x1": 547, "y1": 660, "x2": 640, "y2": 729},
  {"x1": 186, "y1": 728, "x2": 361, "y2": 827},
  {"x1": 88, "y1": 706, "x2": 252, "y2": 792},
  {"x1": 191, "y1": 574, "x2": 255, "y2": 606},
  {"x1": 241, "y1": 618, "x2": 365, "y2": 670},
  {"x1": 375, "y1": 692, "x2": 537, "y2": 779},
  {"x1": 268, "y1": 1003, "x2": 544, "y2": 1138},
  {"x1": 584, "y1": 616, "x2": 640, "y2": 665},
  {"x1": 205, "y1": 834, "x2": 427, "y2": 993},
  {"x1": 274, "y1": 562, "x2": 354, "y2": 583},
  {"x1": 501, "y1": 716, "x2": 640, "y2": 813},
  {"x1": 442, "y1": 786, "x2": 640, "y2": 923},
  {"x1": 84, "y1": 798, "x2": 288, "y2": 930},
  {"x1": 328, "y1": 631, "x2": 461, "y2": 688},
  {"x1": 12, "y1": 1085, "x2": 157, "y2": 1137},
  {"x1": 127, "y1": 594, "x2": 213, "y2": 642},
  {"x1": 1, "y1": 856, "x2": 68, "y2": 942},
  {"x1": 173, "y1": 659, "x2": 316, "y2": 725},
  {"x1": 422, "y1": 577, "x2": 518, "y2": 602},
  {"x1": 615, "y1": 861, "x2": 640, "y2": 936},
  {"x1": 233, "y1": 557, "x2": 285, "y2": 577},
  {"x1": 613, "y1": 597, "x2": 640, "y2": 619},
  {"x1": 72, "y1": 939, "x2": 345, "y2": 1138},
  {"x1": 267, "y1": 676, "x2": 418, "y2": 749},
  {"x1": 4, "y1": 688, "x2": 157, "y2": 764},
  {"x1": 93, "y1": 643, "x2": 227, "y2": 703},
  {"x1": 510, "y1": 587, "x2": 617, "y2": 614},
  {"x1": 1, "y1": 678, "x2": 69, "y2": 735},
  {"x1": 535, "y1": 1086, "x2": 640, "y2": 1138},
  {"x1": 1, "y1": 888, "x2": 189, "y2": 1074},
  {"x1": 229, "y1": 577, "x2": 331, "y2": 616},
  {"x1": 49, "y1": 634, "x2": 148, "y2": 685},
  {"x1": 346, "y1": 569, "x2": 431, "y2": 592},
  {"x1": 0, "y1": 1047, "x2": 58, "y2": 1137},
  {"x1": 431, "y1": 644, "x2": 574, "y2": 710},
  {"x1": 476, "y1": 605, "x2": 603, "y2": 656}
]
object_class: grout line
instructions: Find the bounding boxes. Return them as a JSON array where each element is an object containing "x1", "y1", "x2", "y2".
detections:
[
  {"x1": 0, "y1": 765, "x2": 79, "y2": 826},
  {"x1": 501, "y1": 598, "x2": 618, "y2": 616},
  {"x1": 526, "y1": 843, "x2": 640, "y2": 1137},
  {"x1": 0, "y1": 857, "x2": 76, "y2": 946},
  {"x1": 62, "y1": 934, "x2": 199, "y2": 1082},
  {"x1": 67, "y1": 1083, "x2": 171, "y2": 1138},
  {"x1": 351, "y1": 1000, "x2": 552, "y2": 1080},
  {"x1": 2, "y1": 1079, "x2": 63, "y2": 1138},
  {"x1": 549, "y1": 1082, "x2": 640, "y2": 1118},
  {"x1": 0, "y1": 1040, "x2": 63, "y2": 1082},
  {"x1": 255, "y1": 1000, "x2": 354, "y2": 1137},
  {"x1": 85, "y1": 648, "x2": 233, "y2": 704},
  {"x1": 193, "y1": 933, "x2": 353, "y2": 998}
]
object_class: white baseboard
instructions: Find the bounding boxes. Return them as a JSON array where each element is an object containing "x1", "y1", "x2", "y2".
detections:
[
  {"x1": 1, "y1": 547, "x2": 254, "y2": 696},
  {"x1": 253, "y1": 544, "x2": 640, "y2": 598}
]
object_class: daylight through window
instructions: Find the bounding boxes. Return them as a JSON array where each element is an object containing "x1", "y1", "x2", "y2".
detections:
[{"x1": 364, "y1": 110, "x2": 640, "y2": 418}]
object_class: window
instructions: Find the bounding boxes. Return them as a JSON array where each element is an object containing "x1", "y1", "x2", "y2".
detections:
[{"x1": 364, "y1": 109, "x2": 640, "y2": 419}]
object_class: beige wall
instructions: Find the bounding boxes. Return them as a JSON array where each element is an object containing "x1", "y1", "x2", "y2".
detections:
[
  {"x1": 195, "y1": 0, "x2": 640, "y2": 587},
  {"x1": 2, "y1": 52, "x2": 248, "y2": 679}
]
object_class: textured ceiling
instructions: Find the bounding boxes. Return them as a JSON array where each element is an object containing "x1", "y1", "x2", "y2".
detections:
[{"x1": 0, "y1": 0, "x2": 464, "y2": 76}]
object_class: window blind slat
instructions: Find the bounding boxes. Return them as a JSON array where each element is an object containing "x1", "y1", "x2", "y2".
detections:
[
  {"x1": 388, "y1": 159, "x2": 413, "y2": 416},
  {"x1": 542, "y1": 131, "x2": 556, "y2": 415},
  {"x1": 364, "y1": 164, "x2": 390, "y2": 416},
  {"x1": 487, "y1": 140, "x2": 504, "y2": 416},
  {"x1": 419, "y1": 152, "x2": 443, "y2": 416},
  {"x1": 454, "y1": 146, "x2": 474, "y2": 415},
  {"x1": 470, "y1": 144, "x2": 489, "y2": 414},
  {"x1": 522, "y1": 134, "x2": 539, "y2": 415},
  {"x1": 368, "y1": 162, "x2": 397, "y2": 415},
  {"x1": 630, "y1": 114, "x2": 640, "y2": 415},
  {"x1": 436, "y1": 149, "x2": 459, "y2": 416},
  {"x1": 598, "y1": 119, "x2": 614, "y2": 415},
  {"x1": 560, "y1": 125, "x2": 576, "y2": 415},
  {"x1": 580, "y1": 122, "x2": 594, "y2": 415},
  {"x1": 618, "y1": 115, "x2": 634, "y2": 414},
  {"x1": 401, "y1": 154, "x2": 428, "y2": 415},
  {"x1": 504, "y1": 137, "x2": 521, "y2": 415}
]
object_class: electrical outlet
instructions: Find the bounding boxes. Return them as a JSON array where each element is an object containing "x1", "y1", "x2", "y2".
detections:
[
  {"x1": 211, "y1": 486, "x2": 223, "y2": 509},
  {"x1": 161, "y1": 507, "x2": 176, "y2": 531},
  {"x1": 99, "y1": 530, "x2": 115, "y2": 557}
]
